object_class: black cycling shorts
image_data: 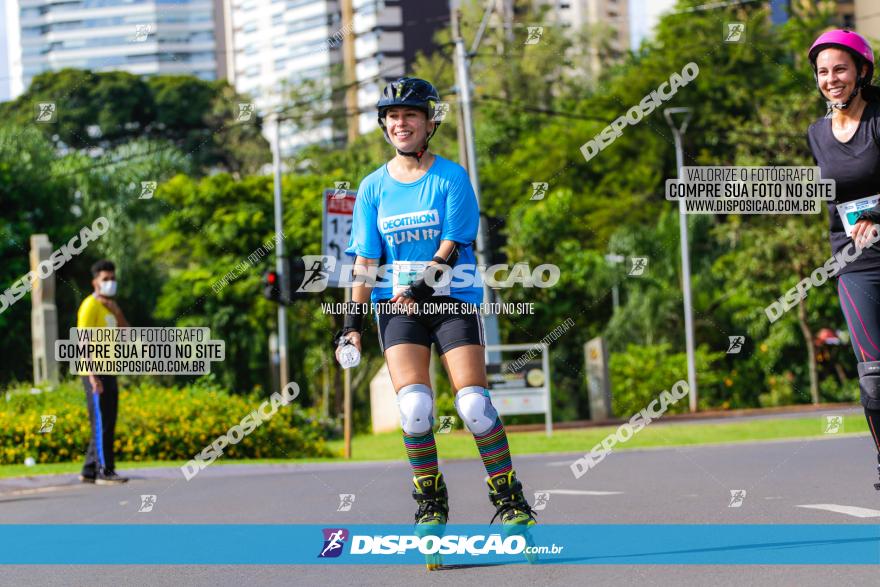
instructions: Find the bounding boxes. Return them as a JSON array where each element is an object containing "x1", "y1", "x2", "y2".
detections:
[{"x1": 375, "y1": 297, "x2": 485, "y2": 354}]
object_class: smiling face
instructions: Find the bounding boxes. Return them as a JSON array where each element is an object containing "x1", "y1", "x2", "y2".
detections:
[
  {"x1": 815, "y1": 47, "x2": 868, "y2": 103},
  {"x1": 384, "y1": 106, "x2": 434, "y2": 152}
]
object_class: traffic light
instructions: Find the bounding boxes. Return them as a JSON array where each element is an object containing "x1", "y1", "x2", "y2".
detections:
[
  {"x1": 288, "y1": 257, "x2": 306, "y2": 300},
  {"x1": 262, "y1": 257, "x2": 312, "y2": 305},
  {"x1": 262, "y1": 269, "x2": 283, "y2": 303}
]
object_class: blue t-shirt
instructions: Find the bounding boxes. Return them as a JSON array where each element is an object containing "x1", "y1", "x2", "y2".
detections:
[{"x1": 345, "y1": 155, "x2": 482, "y2": 304}]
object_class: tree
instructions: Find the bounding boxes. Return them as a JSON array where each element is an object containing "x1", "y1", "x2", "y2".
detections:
[{"x1": 0, "y1": 70, "x2": 269, "y2": 175}]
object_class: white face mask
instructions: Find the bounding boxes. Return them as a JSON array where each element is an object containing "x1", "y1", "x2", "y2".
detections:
[{"x1": 99, "y1": 280, "x2": 117, "y2": 297}]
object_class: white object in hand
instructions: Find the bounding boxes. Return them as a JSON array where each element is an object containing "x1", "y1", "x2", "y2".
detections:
[{"x1": 338, "y1": 341, "x2": 361, "y2": 369}]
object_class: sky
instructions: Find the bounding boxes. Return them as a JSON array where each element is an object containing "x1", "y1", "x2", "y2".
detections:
[
  {"x1": 0, "y1": 0, "x2": 745, "y2": 103},
  {"x1": 630, "y1": 0, "x2": 677, "y2": 51},
  {"x1": 0, "y1": 0, "x2": 9, "y2": 101}
]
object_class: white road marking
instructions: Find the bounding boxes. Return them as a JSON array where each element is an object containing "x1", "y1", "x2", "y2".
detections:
[
  {"x1": 534, "y1": 489, "x2": 622, "y2": 496},
  {"x1": 797, "y1": 504, "x2": 880, "y2": 518}
]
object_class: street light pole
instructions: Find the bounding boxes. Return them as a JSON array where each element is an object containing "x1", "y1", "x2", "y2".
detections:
[
  {"x1": 451, "y1": 4, "x2": 500, "y2": 351},
  {"x1": 604, "y1": 253, "x2": 624, "y2": 313},
  {"x1": 664, "y1": 107, "x2": 697, "y2": 413}
]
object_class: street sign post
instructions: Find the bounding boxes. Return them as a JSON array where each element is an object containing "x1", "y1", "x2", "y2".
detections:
[
  {"x1": 322, "y1": 189, "x2": 356, "y2": 287},
  {"x1": 323, "y1": 188, "x2": 356, "y2": 459},
  {"x1": 484, "y1": 343, "x2": 553, "y2": 436}
]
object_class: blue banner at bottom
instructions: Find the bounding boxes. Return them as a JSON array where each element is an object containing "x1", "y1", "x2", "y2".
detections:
[{"x1": 2, "y1": 524, "x2": 880, "y2": 565}]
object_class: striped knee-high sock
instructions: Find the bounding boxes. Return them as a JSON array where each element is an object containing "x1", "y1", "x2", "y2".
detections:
[
  {"x1": 473, "y1": 417, "x2": 513, "y2": 477},
  {"x1": 403, "y1": 431, "x2": 439, "y2": 478}
]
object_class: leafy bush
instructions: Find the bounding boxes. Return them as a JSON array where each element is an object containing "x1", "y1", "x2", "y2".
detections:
[
  {"x1": 818, "y1": 377, "x2": 859, "y2": 405},
  {"x1": 609, "y1": 343, "x2": 726, "y2": 418},
  {"x1": 1, "y1": 379, "x2": 334, "y2": 465}
]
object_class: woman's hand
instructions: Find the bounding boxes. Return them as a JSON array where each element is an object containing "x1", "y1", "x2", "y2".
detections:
[
  {"x1": 335, "y1": 331, "x2": 362, "y2": 363},
  {"x1": 853, "y1": 219, "x2": 880, "y2": 249},
  {"x1": 389, "y1": 261, "x2": 438, "y2": 312},
  {"x1": 389, "y1": 291, "x2": 418, "y2": 313}
]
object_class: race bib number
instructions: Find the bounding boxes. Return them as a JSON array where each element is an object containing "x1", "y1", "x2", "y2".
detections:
[
  {"x1": 838, "y1": 194, "x2": 880, "y2": 237},
  {"x1": 392, "y1": 261, "x2": 450, "y2": 297}
]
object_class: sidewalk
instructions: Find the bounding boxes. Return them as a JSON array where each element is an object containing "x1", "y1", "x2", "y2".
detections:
[{"x1": 505, "y1": 402, "x2": 861, "y2": 433}]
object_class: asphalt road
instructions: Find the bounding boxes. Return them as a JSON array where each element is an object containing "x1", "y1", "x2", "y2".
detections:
[{"x1": 4, "y1": 434, "x2": 880, "y2": 586}]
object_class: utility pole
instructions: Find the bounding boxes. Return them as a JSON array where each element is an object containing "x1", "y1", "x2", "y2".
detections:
[
  {"x1": 451, "y1": 3, "x2": 500, "y2": 350},
  {"x1": 340, "y1": 0, "x2": 356, "y2": 457},
  {"x1": 664, "y1": 107, "x2": 697, "y2": 413},
  {"x1": 271, "y1": 114, "x2": 289, "y2": 391},
  {"x1": 341, "y1": 0, "x2": 358, "y2": 144}
]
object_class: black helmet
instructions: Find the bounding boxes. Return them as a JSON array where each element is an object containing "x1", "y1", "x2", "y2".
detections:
[
  {"x1": 377, "y1": 77, "x2": 441, "y2": 161},
  {"x1": 377, "y1": 77, "x2": 440, "y2": 120}
]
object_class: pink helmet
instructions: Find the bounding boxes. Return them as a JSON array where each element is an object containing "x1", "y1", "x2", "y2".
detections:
[{"x1": 808, "y1": 29, "x2": 874, "y2": 83}]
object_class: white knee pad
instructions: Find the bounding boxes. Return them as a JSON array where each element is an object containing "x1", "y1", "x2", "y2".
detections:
[
  {"x1": 398, "y1": 384, "x2": 434, "y2": 435},
  {"x1": 455, "y1": 386, "x2": 498, "y2": 435}
]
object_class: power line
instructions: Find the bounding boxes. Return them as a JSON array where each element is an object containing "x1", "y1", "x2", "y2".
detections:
[
  {"x1": 474, "y1": 95, "x2": 609, "y2": 122},
  {"x1": 669, "y1": 0, "x2": 762, "y2": 15}
]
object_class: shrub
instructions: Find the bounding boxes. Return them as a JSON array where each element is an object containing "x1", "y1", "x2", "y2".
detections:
[
  {"x1": 608, "y1": 343, "x2": 725, "y2": 418},
  {"x1": 1, "y1": 379, "x2": 334, "y2": 465}
]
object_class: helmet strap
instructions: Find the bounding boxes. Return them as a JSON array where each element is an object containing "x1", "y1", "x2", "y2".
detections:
[{"x1": 820, "y1": 70, "x2": 866, "y2": 114}]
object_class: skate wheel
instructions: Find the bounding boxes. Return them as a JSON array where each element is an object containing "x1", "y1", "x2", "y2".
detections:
[{"x1": 425, "y1": 553, "x2": 442, "y2": 570}]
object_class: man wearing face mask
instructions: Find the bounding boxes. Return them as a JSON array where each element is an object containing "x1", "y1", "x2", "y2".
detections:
[{"x1": 77, "y1": 260, "x2": 129, "y2": 485}]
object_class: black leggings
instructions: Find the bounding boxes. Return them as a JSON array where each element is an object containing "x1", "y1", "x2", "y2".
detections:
[{"x1": 837, "y1": 271, "x2": 880, "y2": 454}]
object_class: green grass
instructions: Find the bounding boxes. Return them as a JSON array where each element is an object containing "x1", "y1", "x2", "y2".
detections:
[
  {"x1": 325, "y1": 413, "x2": 869, "y2": 461},
  {"x1": 0, "y1": 414, "x2": 866, "y2": 479}
]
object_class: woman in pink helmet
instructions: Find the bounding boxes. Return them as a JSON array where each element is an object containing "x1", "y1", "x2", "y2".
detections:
[{"x1": 806, "y1": 30, "x2": 880, "y2": 489}]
